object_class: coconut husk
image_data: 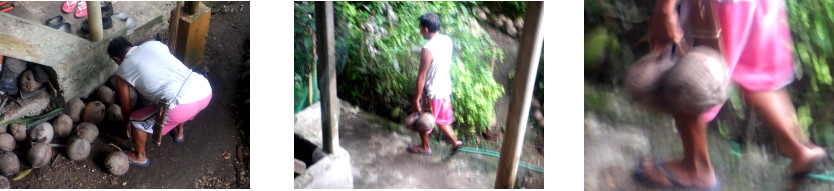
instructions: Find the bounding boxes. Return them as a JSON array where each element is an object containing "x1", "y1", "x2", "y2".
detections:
[
  {"x1": 0, "y1": 152, "x2": 19, "y2": 177},
  {"x1": 9, "y1": 124, "x2": 26, "y2": 141},
  {"x1": 106, "y1": 104, "x2": 123, "y2": 123},
  {"x1": 662, "y1": 46, "x2": 729, "y2": 115},
  {"x1": 76, "y1": 122, "x2": 99, "y2": 143},
  {"x1": 82, "y1": 101, "x2": 106, "y2": 125},
  {"x1": 18, "y1": 70, "x2": 41, "y2": 93},
  {"x1": 28, "y1": 142, "x2": 52, "y2": 168},
  {"x1": 67, "y1": 98, "x2": 85, "y2": 122},
  {"x1": 67, "y1": 136, "x2": 91, "y2": 161},
  {"x1": 97, "y1": 86, "x2": 116, "y2": 105},
  {"x1": 0, "y1": 133, "x2": 14, "y2": 152},
  {"x1": 29, "y1": 122, "x2": 54, "y2": 143},
  {"x1": 106, "y1": 151, "x2": 129, "y2": 175},
  {"x1": 404, "y1": 112, "x2": 435, "y2": 133},
  {"x1": 52, "y1": 114, "x2": 73, "y2": 137}
]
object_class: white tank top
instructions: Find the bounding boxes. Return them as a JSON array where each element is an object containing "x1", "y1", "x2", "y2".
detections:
[{"x1": 423, "y1": 34, "x2": 453, "y2": 99}]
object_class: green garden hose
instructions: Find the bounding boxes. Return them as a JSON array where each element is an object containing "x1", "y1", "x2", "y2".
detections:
[{"x1": 456, "y1": 147, "x2": 544, "y2": 173}]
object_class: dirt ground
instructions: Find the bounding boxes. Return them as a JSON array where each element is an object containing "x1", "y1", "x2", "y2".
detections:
[{"x1": 2, "y1": 1, "x2": 250, "y2": 189}]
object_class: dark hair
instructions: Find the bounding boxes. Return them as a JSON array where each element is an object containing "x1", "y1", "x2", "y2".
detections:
[
  {"x1": 419, "y1": 13, "x2": 440, "y2": 32},
  {"x1": 107, "y1": 36, "x2": 134, "y2": 60}
]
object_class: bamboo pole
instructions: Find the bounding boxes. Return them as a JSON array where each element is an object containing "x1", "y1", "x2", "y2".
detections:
[
  {"x1": 494, "y1": 1, "x2": 544, "y2": 188},
  {"x1": 87, "y1": 1, "x2": 103, "y2": 41},
  {"x1": 315, "y1": 1, "x2": 338, "y2": 154}
]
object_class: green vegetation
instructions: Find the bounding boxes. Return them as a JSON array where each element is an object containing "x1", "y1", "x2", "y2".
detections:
[{"x1": 294, "y1": 2, "x2": 519, "y2": 136}]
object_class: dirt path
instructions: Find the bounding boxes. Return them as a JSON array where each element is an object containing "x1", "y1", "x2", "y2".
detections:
[
  {"x1": 6, "y1": 2, "x2": 249, "y2": 189},
  {"x1": 584, "y1": 83, "x2": 834, "y2": 190}
]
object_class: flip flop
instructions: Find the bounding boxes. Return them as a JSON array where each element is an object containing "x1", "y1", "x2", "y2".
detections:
[
  {"x1": 406, "y1": 145, "x2": 432, "y2": 155},
  {"x1": 45, "y1": 16, "x2": 64, "y2": 29},
  {"x1": 62, "y1": 1, "x2": 79, "y2": 14},
  {"x1": 75, "y1": 1, "x2": 87, "y2": 18},
  {"x1": 790, "y1": 155, "x2": 827, "y2": 180},
  {"x1": 173, "y1": 132, "x2": 184, "y2": 143},
  {"x1": 635, "y1": 161, "x2": 721, "y2": 191},
  {"x1": 125, "y1": 151, "x2": 150, "y2": 167},
  {"x1": 57, "y1": 23, "x2": 71, "y2": 33}
]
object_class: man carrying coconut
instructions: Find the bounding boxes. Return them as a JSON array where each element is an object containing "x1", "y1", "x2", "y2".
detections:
[
  {"x1": 408, "y1": 13, "x2": 463, "y2": 155},
  {"x1": 106, "y1": 36, "x2": 213, "y2": 167}
]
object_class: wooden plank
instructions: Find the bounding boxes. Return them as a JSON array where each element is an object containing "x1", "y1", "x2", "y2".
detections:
[{"x1": 315, "y1": 1, "x2": 338, "y2": 154}]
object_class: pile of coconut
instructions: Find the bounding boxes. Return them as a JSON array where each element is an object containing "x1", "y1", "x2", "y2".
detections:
[
  {"x1": 472, "y1": 5, "x2": 524, "y2": 38},
  {"x1": 0, "y1": 78, "x2": 139, "y2": 182}
]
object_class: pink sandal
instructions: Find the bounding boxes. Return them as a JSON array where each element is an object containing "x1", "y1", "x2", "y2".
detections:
[
  {"x1": 62, "y1": 1, "x2": 78, "y2": 13},
  {"x1": 74, "y1": 1, "x2": 87, "y2": 18}
]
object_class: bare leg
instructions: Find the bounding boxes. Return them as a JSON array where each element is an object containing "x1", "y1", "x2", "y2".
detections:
[
  {"x1": 438, "y1": 124, "x2": 462, "y2": 148},
  {"x1": 174, "y1": 122, "x2": 185, "y2": 140},
  {"x1": 639, "y1": 112, "x2": 716, "y2": 189},
  {"x1": 126, "y1": 125, "x2": 149, "y2": 164},
  {"x1": 408, "y1": 131, "x2": 432, "y2": 153},
  {"x1": 742, "y1": 89, "x2": 826, "y2": 173}
]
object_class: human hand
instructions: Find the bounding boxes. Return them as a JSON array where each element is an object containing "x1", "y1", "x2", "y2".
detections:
[
  {"x1": 413, "y1": 100, "x2": 422, "y2": 113},
  {"x1": 649, "y1": 5, "x2": 683, "y2": 51}
]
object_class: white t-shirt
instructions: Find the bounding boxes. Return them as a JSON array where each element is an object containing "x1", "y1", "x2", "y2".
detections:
[
  {"x1": 423, "y1": 34, "x2": 453, "y2": 99},
  {"x1": 116, "y1": 41, "x2": 212, "y2": 109}
]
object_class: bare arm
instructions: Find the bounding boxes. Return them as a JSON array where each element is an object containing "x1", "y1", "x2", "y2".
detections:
[
  {"x1": 413, "y1": 48, "x2": 433, "y2": 113},
  {"x1": 115, "y1": 75, "x2": 132, "y2": 130},
  {"x1": 650, "y1": 0, "x2": 683, "y2": 50}
]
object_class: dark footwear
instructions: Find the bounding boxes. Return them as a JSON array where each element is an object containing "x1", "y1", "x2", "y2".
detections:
[
  {"x1": 635, "y1": 161, "x2": 721, "y2": 191},
  {"x1": 57, "y1": 23, "x2": 71, "y2": 33},
  {"x1": 173, "y1": 133, "x2": 184, "y2": 143},
  {"x1": 125, "y1": 151, "x2": 149, "y2": 167},
  {"x1": 45, "y1": 16, "x2": 64, "y2": 29},
  {"x1": 406, "y1": 145, "x2": 432, "y2": 155}
]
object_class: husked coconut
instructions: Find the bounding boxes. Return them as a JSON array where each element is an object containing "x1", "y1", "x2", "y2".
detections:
[
  {"x1": 19, "y1": 70, "x2": 41, "y2": 92},
  {"x1": 67, "y1": 136, "x2": 91, "y2": 161},
  {"x1": 0, "y1": 152, "x2": 19, "y2": 176},
  {"x1": 404, "y1": 112, "x2": 435, "y2": 133},
  {"x1": 28, "y1": 142, "x2": 52, "y2": 168},
  {"x1": 76, "y1": 122, "x2": 99, "y2": 143},
  {"x1": 0, "y1": 133, "x2": 14, "y2": 152},
  {"x1": 0, "y1": 176, "x2": 8, "y2": 189},
  {"x1": 29, "y1": 122, "x2": 54, "y2": 143},
  {"x1": 624, "y1": 48, "x2": 677, "y2": 111},
  {"x1": 515, "y1": 17, "x2": 524, "y2": 31},
  {"x1": 67, "y1": 98, "x2": 85, "y2": 122},
  {"x1": 504, "y1": 18, "x2": 517, "y2": 37},
  {"x1": 106, "y1": 151, "x2": 129, "y2": 175},
  {"x1": 662, "y1": 46, "x2": 729, "y2": 115},
  {"x1": 9, "y1": 123, "x2": 26, "y2": 141},
  {"x1": 106, "y1": 104, "x2": 123, "y2": 123},
  {"x1": 83, "y1": 101, "x2": 106, "y2": 125},
  {"x1": 97, "y1": 86, "x2": 116, "y2": 105},
  {"x1": 52, "y1": 114, "x2": 73, "y2": 137}
]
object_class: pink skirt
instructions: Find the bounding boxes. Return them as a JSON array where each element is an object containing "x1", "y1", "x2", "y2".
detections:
[
  {"x1": 130, "y1": 93, "x2": 212, "y2": 135},
  {"x1": 425, "y1": 98, "x2": 454, "y2": 134},
  {"x1": 701, "y1": 0, "x2": 795, "y2": 122}
]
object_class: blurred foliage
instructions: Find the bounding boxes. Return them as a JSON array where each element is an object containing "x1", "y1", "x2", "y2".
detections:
[
  {"x1": 294, "y1": 2, "x2": 508, "y2": 135},
  {"x1": 584, "y1": 0, "x2": 653, "y2": 85}
]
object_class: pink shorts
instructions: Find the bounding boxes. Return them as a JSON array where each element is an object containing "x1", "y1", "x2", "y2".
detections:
[
  {"x1": 130, "y1": 93, "x2": 212, "y2": 135},
  {"x1": 701, "y1": 0, "x2": 795, "y2": 122},
  {"x1": 430, "y1": 98, "x2": 454, "y2": 126}
]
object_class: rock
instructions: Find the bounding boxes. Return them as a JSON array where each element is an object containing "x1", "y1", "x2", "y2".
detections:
[
  {"x1": 19, "y1": 70, "x2": 42, "y2": 92},
  {"x1": 83, "y1": 101, "x2": 106, "y2": 125},
  {"x1": 52, "y1": 114, "x2": 73, "y2": 137},
  {"x1": 106, "y1": 151, "x2": 129, "y2": 175},
  {"x1": 515, "y1": 17, "x2": 524, "y2": 31},
  {"x1": 505, "y1": 19, "x2": 518, "y2": 37},
  {"x1": 0, "y1": 133, "x2": 14, "y2": 152},
  {"x1": 106, "y1": 104, "x2": 123, "y2": 123},
  {"x1": 67, "y1": 98, "x2": 85, "y2": 122},
  {"x1": 97, "y1": 86, "x2": 116, "y2": 105},
  {"x1": 28, "y1": 142, "x2": 52, "y2": 168},
  {"x1": 0, "y1": 152, "x2": 18, "y2": 177},
  {"x1": 29, "y1": 122, "x2": 54, "y2": 143},
  {"x1": 492, "y1": 15, "x2": 504, "y2": 28},
  {"x1": 9, "y1": 124, "x2": 26, "y2": 141},
  {"x1": 76, "y1": 122, "x2": 99, "y2": 143},
  {"x1": 481, "y1": 6, "x2": 490, "y2": 14},
  {"x1": 67, "y1": 136, "x2": 91, "y2": 161}
]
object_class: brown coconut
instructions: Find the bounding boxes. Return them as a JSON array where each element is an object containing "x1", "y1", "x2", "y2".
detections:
[
  {"x1": 9, "y1": 123, "x2": 26, "y2": 141},
  {"x1": 28, "y1": 142, "x2": 52, "y2": 168},
  {"x1": 76, "y1": 122, "x2": 99, "y2": 143},
  {"x1": 67, "y1": 97, "x2": 85, "y2": 122},
  {"x1": 624, "y1": 48, "x2": 677, "y2": 111},
  {"x1": 0, "y1": 133, "x2": 14, "y2": 152},
  {"x1": 0, "y1": 152, "x2": 19, "y2": 176},
  {"x1": 106, "y1": 104, "x2": 123, "y2": 123},
  {"x1": 106, "y1": 151, "x2": 129, "y2": 175},
  {"x1": 52, "y1": 114, "x2": 73, "y2": 137},
  {"x1": 404, "y1": 112, "x2": 435, "y2": 133},
  {"x1": 67, "y1": 136, "x2": 91, "y2": 161},
  {"x1": 29, "y1": 122, "x2": 54, "y2": 143},
  {"x1": 662, "y1": 46, "x2": 729, "y2": 115},
  {"x1": 97, "y1": 86, "x2": 116, "y2": 105},
  {"x1": 83, "y1": 101, "x2": 106, "y2": 125},
  {"x1": 18, "y1": 70, "x2": 42, "y2": 92}
]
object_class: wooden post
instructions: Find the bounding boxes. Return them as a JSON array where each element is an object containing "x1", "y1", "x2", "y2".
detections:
[
  {"x1": 185, "y1": 1, "x2": 199, "y2": 15},
  {"x1": 86, "y1": 1, "x2": 103, "y2": 41},
  {"x1": 168, "y1": 2, "x2": 184, "y2": 54},
  {"x1": 315, "y1": 1, "x2": 339, "y2": 154},
  {"x1": 494, "y1": 1, "x2": 544, "y2": 189}
]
